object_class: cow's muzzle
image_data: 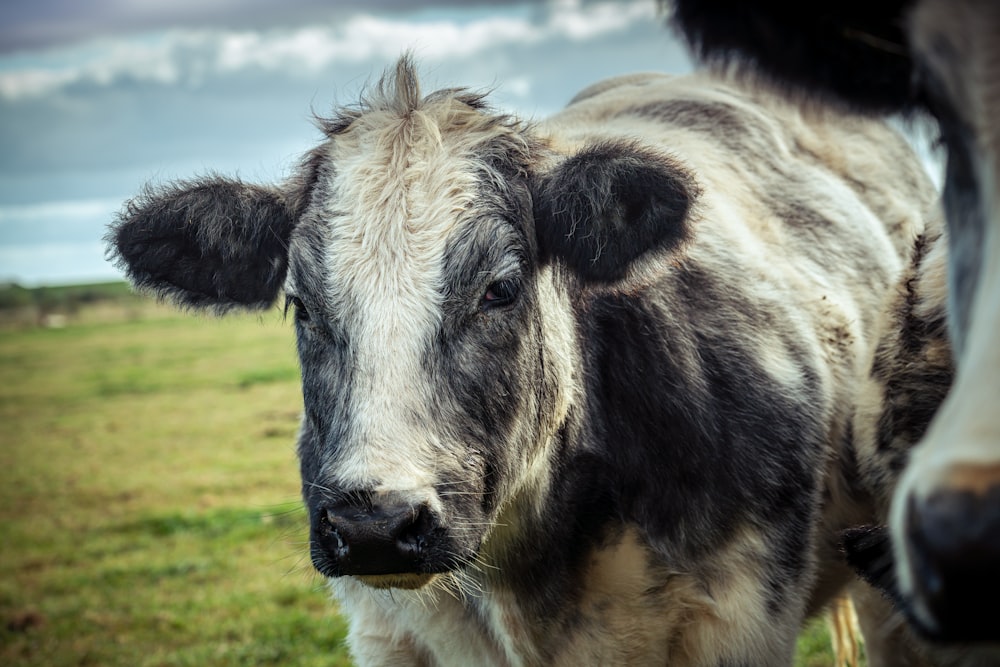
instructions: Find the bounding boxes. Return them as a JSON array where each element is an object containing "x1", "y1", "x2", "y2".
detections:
[
  {"x1": 311, "y1": 494, "x2": 447, "y2": 584},
  {"x1": 903, "y1": 485, "x2": 1000, "y2": 642}
]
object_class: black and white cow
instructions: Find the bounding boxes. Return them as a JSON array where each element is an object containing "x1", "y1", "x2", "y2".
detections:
[
  {"x1": 108, "y1": 57, "x2": 938, "y2": 665},
  {"x1": 666, "y1": 0, "x2": 1000, "y2": 646}
]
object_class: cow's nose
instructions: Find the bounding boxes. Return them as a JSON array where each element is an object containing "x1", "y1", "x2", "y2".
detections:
[
  {"x1": 905, "y1": 485, "x2": 1000, "y2": 642},
  {"x1": 314, "y1": 498, "x2": 436, "y2": 576}
]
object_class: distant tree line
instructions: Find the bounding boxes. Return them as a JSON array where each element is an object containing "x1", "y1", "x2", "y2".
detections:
[
  {"x1": 0, "y1": 281, "x2": 136, "y2": 310},
  {"x1": 0, "y1": 282, "x2": 144, "y2": 327}
]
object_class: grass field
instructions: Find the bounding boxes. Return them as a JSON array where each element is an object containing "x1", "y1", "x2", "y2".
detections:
[{"x1": 0, "y1": 293, "x2": 852, "y2": 666}]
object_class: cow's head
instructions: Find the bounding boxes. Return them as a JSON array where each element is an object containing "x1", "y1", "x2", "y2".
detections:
[{"x1": 107, "y1": 57, "x2": 697, "y2": 590}]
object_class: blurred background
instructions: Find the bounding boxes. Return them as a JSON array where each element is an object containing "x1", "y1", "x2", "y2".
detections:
[{"x1": 0, "y1": 1, "x2": 906, "y2": 664}]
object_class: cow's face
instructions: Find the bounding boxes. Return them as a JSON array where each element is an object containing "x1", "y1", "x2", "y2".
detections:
[
  {"x1": 287, "y1": 103, "x2": 561, "y2": 590},
  {"x1": 106, "y1": 57, "x2": 696, "y2": 590}
]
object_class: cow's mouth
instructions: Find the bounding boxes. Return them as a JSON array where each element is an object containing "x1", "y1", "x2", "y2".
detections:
[{"x1": 354, "y1": 573, "x2": 439, "y2": 590}]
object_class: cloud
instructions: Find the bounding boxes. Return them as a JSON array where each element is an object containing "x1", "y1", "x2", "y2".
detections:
[
  {"x1": 0, "y1": 241, "x2": 116, "y2": 285},
  {"x1": 0, "y1": 1, "x2": 658, "y2": 100},
  {"x1": 0, "y1": 0, "x2": 691, "y2": 285},
  {"x1": 0, "y1": 0, "x2": 542, "y2": 54},
  {"x1": 0, "y1": 37, "x2": 187, "y2": 98},
  {"x1": 0, "y1": 199, "x2": 124, "y2": 285}
]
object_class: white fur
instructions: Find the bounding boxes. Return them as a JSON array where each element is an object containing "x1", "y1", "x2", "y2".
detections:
[{"x1": 308, "y1": 67, "x2": 934, "y2": 665}]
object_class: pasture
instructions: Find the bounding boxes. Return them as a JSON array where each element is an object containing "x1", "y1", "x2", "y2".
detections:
[{"x1": 0, "y1": 290, "x2": 853, "y2": 666}]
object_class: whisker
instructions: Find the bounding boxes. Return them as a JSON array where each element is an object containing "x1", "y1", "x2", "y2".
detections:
[
  {"x1": 303, "y1": 480, "x2": 336, "y2": 495},
  {"x1": 471, "y1": 555, "x2": 501, "y2": 572},
  {"x1": 453, "y1": 521, "x2": 508, "y2": 528}
]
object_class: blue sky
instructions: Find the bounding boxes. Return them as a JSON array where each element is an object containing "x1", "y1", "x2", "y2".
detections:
[{"x1": 0, "y1": 0, "x2": 693, "y2": 286}]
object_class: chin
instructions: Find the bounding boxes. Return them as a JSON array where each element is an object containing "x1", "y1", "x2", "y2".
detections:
[{"x1": 354, "y1": 573, "x2": 440, "y2": 590}]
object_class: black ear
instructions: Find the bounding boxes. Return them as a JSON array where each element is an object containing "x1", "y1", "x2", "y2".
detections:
[
  {"x1": 841, "y1": 525, "x2": 905, "y2": 609},
  {"x1": 533, "y1": 141, "x2": 698, "y2": 282},
  {"x1": 106, "y1": 177, "x2": 296, "y2": 311}
]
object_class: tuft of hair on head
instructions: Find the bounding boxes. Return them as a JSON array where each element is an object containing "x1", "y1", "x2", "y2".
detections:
[
  {"x1": 376, "y1": 52, "x2": 423, "y2": 119},
  {"x1": 317, "y1": 53, "x2": 427, "y2": 135},
  {"x1": 317, "y1": 53, "x2": 503, "y2": 138}
]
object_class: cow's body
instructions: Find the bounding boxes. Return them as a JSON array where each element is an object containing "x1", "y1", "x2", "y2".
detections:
[
  {"x1": 667, "y1": 0, "x2": 1000, "y2": 647},
  {"x1": 108, "y1": 61, "x2": 938, "y2": 665}
]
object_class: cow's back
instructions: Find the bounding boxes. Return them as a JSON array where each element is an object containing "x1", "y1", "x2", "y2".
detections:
[
  {"x1": 542, "y1": 71, "x2": 936, "y2": 436},
  {"x1": 548, "y1": 71, "x2": 934, "y2": 232},
  {"x1": 545, "y1": 72, "x2": 933, "y2": 262}
]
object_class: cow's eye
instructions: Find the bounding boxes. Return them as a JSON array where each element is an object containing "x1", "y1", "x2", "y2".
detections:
[
  {"x1": 482, "y1": 278, "x2": 520, "y2": 311},
  {"x1": 285, "y1": 294, "x2": 310, "y2": 323}
]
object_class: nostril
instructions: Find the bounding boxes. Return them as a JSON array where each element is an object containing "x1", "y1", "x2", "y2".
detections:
[
  {"x1": 321, "y1": 510, "x2": 349, "y2": 558},
  {"x1": 395, "y1": 504, "x2": 433, "y2": 557}
]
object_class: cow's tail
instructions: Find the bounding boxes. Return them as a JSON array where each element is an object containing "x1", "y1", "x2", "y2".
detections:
[{"x1": 827, "y1": 594, "x2": 862, "y2": 667}]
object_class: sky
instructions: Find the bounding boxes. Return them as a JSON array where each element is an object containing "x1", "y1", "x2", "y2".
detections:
[{"x1": 0, "y1": 0, "x2": 694, "y2": 286}]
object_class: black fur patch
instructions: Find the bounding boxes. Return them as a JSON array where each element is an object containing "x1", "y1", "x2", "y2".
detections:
[
  {"x1": 533, "y1": 140, "x2": 698, "y2": 283},
  {"x1": 106, "y1": 177, "x2": 296, "y2": 311},
  {"x1": 841, "y1": 525, "x2": 906, "y2": 609},
  {"x1": 580, "y1": 264, "x2": 823, "y2": 566},
  {"x1": 666, "y1": 0, "x2": 920, "y2": 113},
  {"x1": 870, "y1": 233, "x2": 954, "y2": 462}
]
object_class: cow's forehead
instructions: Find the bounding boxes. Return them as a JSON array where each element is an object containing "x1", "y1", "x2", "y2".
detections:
[
  {"x1": 326, "y1": 107, "x2": 486, "y2": 268},
  {"x1": 330, "y1": 127, "x2": 478, "y2": 339},
  {"x1": 287, "y1": 89, "x2": 534, "y2": 336}
]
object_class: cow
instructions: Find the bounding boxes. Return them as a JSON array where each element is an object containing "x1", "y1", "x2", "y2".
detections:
[
  {"x1": 666, "y1": 0, "x2": 1000, "y2": 645},
  {"x1": 108, "y1": 56, "x2": 939, "y2": 665},
  {"x1": 845, "y1": 232, "x2": 1000, "y2": 667}
]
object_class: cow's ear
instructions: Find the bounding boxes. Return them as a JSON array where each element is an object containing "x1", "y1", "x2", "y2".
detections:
[
  {"x1": 106, "y1": 177, "x2": 296, "y2": 311},
  {"x1": 533, "y1": 141, "x2": 698, "y2": 282}
]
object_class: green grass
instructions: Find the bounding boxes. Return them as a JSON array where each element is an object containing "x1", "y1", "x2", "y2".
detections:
[
  {"x1": 1, "y1": 305, "x2": 351, "y2": 666},
  {"x1": 0, "y1": 299, "x2": 856, "y2": 666}
]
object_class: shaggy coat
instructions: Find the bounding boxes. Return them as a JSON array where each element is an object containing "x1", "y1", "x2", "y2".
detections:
[{"x1": 109, "y1": 58, "x2": 939, "y2": 665}]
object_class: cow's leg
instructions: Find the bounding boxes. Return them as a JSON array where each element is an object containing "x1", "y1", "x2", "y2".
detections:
[{"x1": 890, "y1": 0, "x2": 1000, "y2": 642}]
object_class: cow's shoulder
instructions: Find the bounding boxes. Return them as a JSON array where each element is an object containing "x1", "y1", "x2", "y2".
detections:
[{"x1": 566, "y1": 72, "x2": 674, "y2": 107}]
